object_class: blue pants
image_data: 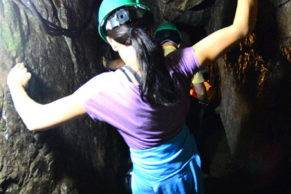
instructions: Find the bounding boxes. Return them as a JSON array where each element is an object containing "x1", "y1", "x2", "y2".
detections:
[{"x1": 130, "y1": 126, "x2": 204, "y2": 194}]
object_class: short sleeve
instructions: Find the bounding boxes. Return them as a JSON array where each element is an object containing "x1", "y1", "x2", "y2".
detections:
[
  {"x1": 73, "y1": 72, "x2": 111, "y2": 121},
  {"x1": 166, "y1": 46, "x2": 201, "y2": 83}
]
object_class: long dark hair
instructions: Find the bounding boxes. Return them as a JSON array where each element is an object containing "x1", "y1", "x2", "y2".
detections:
[{"x1": 106, "y1": 7, "x2": 178, "y2": 107}]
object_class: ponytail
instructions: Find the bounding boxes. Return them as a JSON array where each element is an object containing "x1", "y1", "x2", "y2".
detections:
[
  {"x1": 106, "y1": 11, "x2": 178, "y2": 107},
  {"x1": 130, "y1": 27, "x2": 178, "y2": 106}
]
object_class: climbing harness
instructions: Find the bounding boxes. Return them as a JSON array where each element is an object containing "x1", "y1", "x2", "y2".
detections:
[{"x1": 119, "y1": 65, "x2": 141, "y2": 83}]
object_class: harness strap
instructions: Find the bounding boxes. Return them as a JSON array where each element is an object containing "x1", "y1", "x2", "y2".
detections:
[
  {"x1": 119, "y1": 67, "x2": 133, "y2": 83},
  {"x1": 123, "y1": 65, "x2": 141, "y2": 83}
]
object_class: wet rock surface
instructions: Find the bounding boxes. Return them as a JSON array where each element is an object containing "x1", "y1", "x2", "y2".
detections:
[{"x1": 0, "y1": 0, "x2": 290, "y2": 193}]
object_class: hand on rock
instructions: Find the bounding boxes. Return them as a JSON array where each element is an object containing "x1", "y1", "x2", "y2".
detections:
[{"x1": 7, "y1": 63, "x2": 31, "y2": 88}]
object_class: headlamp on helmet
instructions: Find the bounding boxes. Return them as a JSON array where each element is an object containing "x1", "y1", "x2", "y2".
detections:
[{"x1": 105, "y1": 7, "x2": 149, "y2": 31}]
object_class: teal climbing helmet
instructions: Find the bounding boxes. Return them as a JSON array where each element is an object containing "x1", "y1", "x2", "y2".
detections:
[
  {"x1": 98, "y1": 0, "x2": 151, "y2": 43},
  {"x1": 154, "y1": 22, "x2": 183, "y2": 44}
]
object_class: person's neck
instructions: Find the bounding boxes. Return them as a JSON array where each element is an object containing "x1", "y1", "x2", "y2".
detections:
[{"x1": 118, "y1": 45, "x2": 141, "y2": 76}]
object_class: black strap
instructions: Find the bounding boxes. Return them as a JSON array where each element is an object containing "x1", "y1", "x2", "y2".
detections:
[
  {"x1": 123, "y1": 65, "x2": 141, "y2": 83},
  {"x1": 119, "y1": 67, "x2": 133, "y2": 83}
]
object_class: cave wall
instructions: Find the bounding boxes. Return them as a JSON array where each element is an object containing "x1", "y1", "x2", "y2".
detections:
[
  {"x1": 0, "y1": 0, "x2": 129, "y2": 193},
  {"x1": 203, "y1": 0, "x2": 291, "y2": 193},
  {"x1": 0, "y1": 0, "x2": 290, "y2": 193}
]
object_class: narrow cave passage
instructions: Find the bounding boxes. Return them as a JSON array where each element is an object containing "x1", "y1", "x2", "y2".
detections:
[{"x1": 0, "y1": 0, "x2": 290, "y2": 193}]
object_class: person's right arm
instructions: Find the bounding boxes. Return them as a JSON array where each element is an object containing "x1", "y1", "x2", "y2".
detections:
[{"x1": 7, "y1": 63, "x2": 86, "y2": 131}]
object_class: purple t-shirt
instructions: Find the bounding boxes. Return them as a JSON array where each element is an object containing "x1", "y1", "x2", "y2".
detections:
[{"x1": 75, "y1": 47, "x2": 200, "y2": 150}]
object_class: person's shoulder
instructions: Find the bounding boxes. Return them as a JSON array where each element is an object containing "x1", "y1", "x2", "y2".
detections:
[
  {"x1": 166, "y1": 46, "x2": 195, "y2": 59},
  {"x1": 78, "y1": 71, "x2": 121, "y2": 91},
  {"x1": 165, "y1": 47, "x2": 196, "y2": 67},
  {"x1": 90, "y1": 70, "x2": 120, "y2": 82},
  {"x1": 74, "y1": 70, "x2": 124, "y2": 97}
]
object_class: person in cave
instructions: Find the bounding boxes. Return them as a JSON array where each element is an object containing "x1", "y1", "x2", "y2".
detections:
[
  {"x1": 153, "y1": 22, "x2": 210, "y2": 137},
  {"x1": 7, "y1": 0, "x2": 257, "y2": 193},
  {"x1": 154, "y1": 22, "x2": 209, "y2": 104}
]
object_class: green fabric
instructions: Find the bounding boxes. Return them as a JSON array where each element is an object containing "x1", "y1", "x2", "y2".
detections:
[
  {"x1": 191, "y1": 71, "x2": 205, "y2": 84},
  {"x1": 163, "y1": 45, "x2": 177, "y2": 56},
  {"x1": 98, "y1": 0, "x2": 150, "y2": 43}
]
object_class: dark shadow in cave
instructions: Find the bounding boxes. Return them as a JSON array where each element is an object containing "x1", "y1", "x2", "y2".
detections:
[
  {"x1": 35, "y1": 122, "x2": 130, "y2": 194},
  {"x1": 189, "y1": 0, "x2": 217, "y2": 11},
  {"x1": 178, "y1": 24, "x2": 208, "y2": 46},
  {"x1": 26, "y1": 69, "x2": 56, "y2": 104},
  {"x1": 186, "y1": 97, "x2": 227, "y2": 176},
  {"x1": 181, "y1": 24, "x2": 229, "y2": 177}
]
